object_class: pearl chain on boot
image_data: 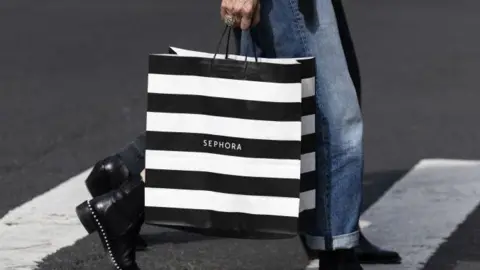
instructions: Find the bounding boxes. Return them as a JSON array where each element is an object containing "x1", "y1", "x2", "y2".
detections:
[{"x1": 87, "y1": 201, "x2": 121, "y2": 270}]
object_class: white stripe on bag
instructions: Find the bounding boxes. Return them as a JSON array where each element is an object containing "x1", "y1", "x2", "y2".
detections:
[
  {"x1": 166, "y1": 48, "x2": 315, "y2": 98},
  {"x1": 146, "y1": 112, "x2": 302, "y2": 141},
  {"x1": 148, "y1": 74, "x2": 302, "y2": 103},
  {"x1": 302, "y1": 77, "x2": 315, "y2": 98},
  {"x1": 144, "y1": 187, "x2": 301, "y2": 217},
  {"x1": 145, "y1": 150, "x2": 302, "y2": 179},
  {"x1": 301, "y1": 152, "x2": 315, "y2": 174},
  {"x1": 299, "y1": 189, "x2": 316, "y2": 212},
  {"x1": 168, "y1": 47, "x2": 314, "y2": 64},
  {"x1": 302, "y1": 114, "x2": 315, "y2": 136}
]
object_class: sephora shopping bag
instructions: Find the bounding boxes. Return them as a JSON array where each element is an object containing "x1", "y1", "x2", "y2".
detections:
[
  {"x1": 169, "y1": 47, "x2": 318, "y2": 235},
  {"x1": 144, "y1": 31, "x2": 316, "y2": 237}
]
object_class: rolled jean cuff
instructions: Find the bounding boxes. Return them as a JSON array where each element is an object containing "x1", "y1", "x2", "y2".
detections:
[
  {"x1": 116, "y1": 134, "x2": 146, "y2": 176},
  {"x1": 303, "y1": 230, "x2": 359, "y2": 251}
]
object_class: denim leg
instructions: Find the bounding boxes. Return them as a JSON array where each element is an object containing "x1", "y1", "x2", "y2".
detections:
[
  {"x1": 332, "y1": 0, "x2": 362, "y2": 105},
  {"x1": 237, "y1": 0, "x2": 363, "y2": 250},
  {"x1": 116, "y1": 133, "x2": 146, "y2": 177}
]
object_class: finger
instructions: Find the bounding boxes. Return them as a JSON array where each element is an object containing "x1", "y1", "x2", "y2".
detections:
[
  {"x1": 240, "y1": 2, "x2": 254, "y2": 18},
  {"x1": 240, "y1": 6, "x2": 256, "y2": 30},
  {"x1": 240, "y1": 15, "x2": 252, "y2": 30},
  {"x1": 220, "y1": 0, "x2": 228, "y2": 17},
  {"x1": 239, "y1": 3, "x2": 255, "y2": 29},
  {"x1": 221, "y1": 1, "x2": 243, "y2": 27},
  {"x1": 221, "y1": 11, "x2": 239, "y2": 27},
  {"x1": 224, "y1": 13, "x2": 241, "y2": 28},
  {"x1": 236, "y1": 3, "x2": 253, "y2": 15},
  {"x1": 221, "y1": 0, "x2": 236, "y2": 19},
  {"x1": 220, "y1": 7, "x2": 226, "y2": 19},
  {"x1": 233, "y1": 16, "x2": 242, "y2": 28},
  {"x1": 231, "y1": 1, "x2": 243, "y2": 16},
  {"x1": 226, "y1": 0, "x2": 245, "y2": 18},
  {"x1": 252, "y1": 3, "x2": 261, "y2": 26}
]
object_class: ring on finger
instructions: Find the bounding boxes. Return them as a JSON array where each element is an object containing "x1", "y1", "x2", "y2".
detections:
[{"x1": 224, "y1": 14, "x2": 236, "y2": 27}]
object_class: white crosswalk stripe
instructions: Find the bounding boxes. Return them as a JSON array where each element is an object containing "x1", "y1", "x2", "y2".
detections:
[
  {"x1": 1, "y1": 159, "x2": 480, "y2": 269},
  {"x1": 361, "y1": 159, "x2": 480, "y2": 269},
  {"x1": 0, "y1": 169, "x2": 92, "y2": 270}
]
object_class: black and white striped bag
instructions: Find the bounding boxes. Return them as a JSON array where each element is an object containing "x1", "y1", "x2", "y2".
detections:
[{"x1": 144, "y1": 47, "x2": 316, "y2": 237}]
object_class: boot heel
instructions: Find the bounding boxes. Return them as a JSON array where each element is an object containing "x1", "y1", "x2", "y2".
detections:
[{"x1": 76, "y1": 201, "x2": 97, "y2": 234}]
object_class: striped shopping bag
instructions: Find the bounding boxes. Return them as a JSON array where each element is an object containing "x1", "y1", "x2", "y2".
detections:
[
  {"x1": 144, "y1": 47, "x2": 316, "y2": 238},
  {"x1": 169, "y1": 48, "x2": 318, "y2": 237}
]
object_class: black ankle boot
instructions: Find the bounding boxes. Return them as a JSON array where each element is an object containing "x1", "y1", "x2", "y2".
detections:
[
  {"x1": 355, "y1": 232, "x2": 401, "y2": 264},
  {"x1": 319, "y1": 249, "x2": 363, "y2": 270},
  {"x1": 301, "y1": 231, "x2": 401, "y2": 265},
  {"x1": 85, "y1": 155, "x2": 148, "y2": 251},
  {"x1": 85, "y1": 155, "x2": 130, "y2": 197},
  {"x1": 355, "y1": 232, "x2": 402, "y2": 264},
  {"x1": 76, "y1": 180, "x2": 145, "y2": 270}
]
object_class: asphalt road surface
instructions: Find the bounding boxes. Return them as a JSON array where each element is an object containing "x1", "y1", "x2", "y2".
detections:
[{"x1": 1, "y1": 0, "x2": 480, "y2": 269}]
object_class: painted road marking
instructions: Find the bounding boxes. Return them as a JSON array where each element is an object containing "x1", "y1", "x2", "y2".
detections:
[
  {"x1": 1, "y1": 159, "x2": 480, "y2": 269},
  {"x1": 0, "y1": 168, "x2": 92, "y2": 270},
  {"x1": 362, "y1": 159, "x2": 480, "y2": 270}
]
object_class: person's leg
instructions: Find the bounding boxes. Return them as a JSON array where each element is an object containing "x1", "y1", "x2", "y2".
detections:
[
  {"x1": 238, "y1": 0, "x2": 363, "y2": 262},
  {"x1": 115, "y1": 133, "x2": 146, "y2": 178},
  {"x1": 85, "y1": 133, "x2": 146, "y2": 197},
  {"x1": 76, "y1": 175, "x2": 144, "y2": 270},
  {"x1": 77, "y1": 132, "x2": 148, "y2": 270},
  {"x1": 300, "y1": 0, "x2": 363, "y2": 252},
  {"x1": 298, "y1": 0, "x2": 400, "y2": 266},
  {"x1": 332, "y1": 0, "x2": 361, "y2": 104}
]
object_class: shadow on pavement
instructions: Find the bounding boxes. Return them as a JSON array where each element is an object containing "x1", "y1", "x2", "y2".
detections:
[{"x1": 141, "y1": 169, "x2": 411, "y2": 247}]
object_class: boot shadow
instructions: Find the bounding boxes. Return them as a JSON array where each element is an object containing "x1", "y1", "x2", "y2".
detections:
[{"x1": 140, "y1": 228, "x2": 216, "y2": 245}]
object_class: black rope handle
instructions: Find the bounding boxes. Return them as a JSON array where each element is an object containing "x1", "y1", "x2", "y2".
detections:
[
  {"x1": 211, "y1": 26, "x2": 258, "y2": 61},
  {"x1": 242, "y1": 32, "x2": 258, "y2": 75},
  {"x1": 210, "y1": 3, "x2": 260, "y2": 76},
  {"x1": 212, "y1": 25, "x2": 233, "y2": 61}
]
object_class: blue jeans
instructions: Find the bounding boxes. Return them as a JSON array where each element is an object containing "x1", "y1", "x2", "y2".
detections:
[
  {"x1": 116, "y1": 133, "x2": 146, "y2": 179},
  {"x1": 117, "y1": 0, "x2": 362, "y2": 251},
  {"x1": 237, "y1": 0, "x2": 363, "y2": 250}
]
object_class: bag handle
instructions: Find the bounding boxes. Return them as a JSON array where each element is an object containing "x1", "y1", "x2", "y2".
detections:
[
  {"x1": 212, "y1": 26, "x2": 258, "y2": 63},
  {"x1": 210, "y1": 4, "x2": 260, "y2": 76}
]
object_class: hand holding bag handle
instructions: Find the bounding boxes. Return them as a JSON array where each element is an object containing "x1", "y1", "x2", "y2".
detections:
[{"x1": 210, "y1": 2, "x2": 260, "y2": 75}]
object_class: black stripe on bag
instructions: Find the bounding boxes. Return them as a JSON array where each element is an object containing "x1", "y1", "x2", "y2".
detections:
[
  {"x1": 301, "y1": 134, "x2": 315, "y2": 155},
  {"x1": 145, "y1": 169, "x2": 300, "y2": 198},
  {"x1": 297, "y1": 58, "x2": 316, "y2": 79},
  {"x1": 146, "y1": 132, "x2": 301, "y2": 160},
  {"x1": 167, "y1": 47, "x2": 315, "y2": 81},
  {"x1": 145, "y1": 207, "x2": 298, "y2": 237},
  {"x1": 149, "y1": 55, "x2": 302, "y2": 84},
  {"x1": 167, "y1": 48, "x2": 316, "y2": 81},
  {"x1": 302, "y1": 97, "x2": 316, "y2": 116},
  {"x1": 148, "y1": 93, "x2": 302, "y2": 122},
  {"x1": 300, "y1": 171, "x2": 316, "y2": 192},
  {"x1": 298, "y1": 208, "x2": 317, "y2": 235}
]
